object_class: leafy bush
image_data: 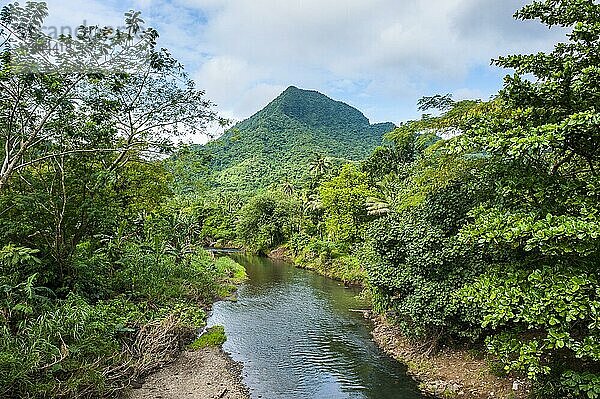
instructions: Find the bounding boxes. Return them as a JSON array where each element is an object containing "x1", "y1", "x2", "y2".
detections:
[
  {"x1": 363, "y1": 147, "x2": 488, "y2": 342},
  {"x1": 112, "y1": 245, "x2": 221, "y2": 304},
  {"x1": 0, "y1": 294, "x2": 143, "y2": 397},
  {"x1": 237, "y1": 191, "x2": 300, "y2": 253},
  {"x1": 458, "y1": 266, "x2": 600, "y2": 397}
]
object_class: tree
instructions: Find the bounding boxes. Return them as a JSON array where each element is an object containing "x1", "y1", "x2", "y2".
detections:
[
  {"x1": 450, "y1": 0, "x2": 600, "y2": 395},
  {"x1": 91, "y1": 69, "x2": 223, "y2": 171},
  {"x1": 281, "y1": 179, "x2": 295, "y2": 197},
  {"x1": 236, "y1": 191, "x2": 299, "y2": 253},
  {"x1": 308, "y1": 154, "x2": 332, "y2": 178},
  {"x1": 0, "y1": 2, "x2": 219, "y2": 190},
  {"x1": 319, "y1": 164, "x2": 374, "y2": 244}
]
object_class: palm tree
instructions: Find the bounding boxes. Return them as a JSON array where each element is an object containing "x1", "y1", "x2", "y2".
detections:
[
  {"x1": 281, "y1": 179, "x2": 295, "y2": 197},
  {"x1": 304, "y1": 192, "x2": 322, "y2": 212},
  {"x1": 366, "y1": 176, "x2": 397, "y2": 216},
  {"x1": 366, "y1": 197, "x2": 390, "y2": 216},
  {"x1": 308, "y1": 154, "x2": 332, "y2": 177}
]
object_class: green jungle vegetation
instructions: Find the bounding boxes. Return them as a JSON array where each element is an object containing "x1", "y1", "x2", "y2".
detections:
[
  {"x1": 1, "y1": 0, "x2": 600, "y2": 398},
  {"x1": 0, "y1": 2, "x2": 246, "y2": 397},
  {"x1": 176, "y1": 86, "x2": 395, "y2": 195},
  {"x1": 188, "y1": 325, "x2": 226, "y2": 349}
]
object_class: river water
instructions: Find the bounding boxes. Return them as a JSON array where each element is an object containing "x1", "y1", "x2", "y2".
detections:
[{"x1": 207, "y1": 254, "x2": 423, "y2": 399}]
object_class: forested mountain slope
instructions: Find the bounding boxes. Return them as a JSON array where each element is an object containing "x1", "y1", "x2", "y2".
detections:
[{"x1": 189, "y1": 86, "x2": 395, "y2": 192}]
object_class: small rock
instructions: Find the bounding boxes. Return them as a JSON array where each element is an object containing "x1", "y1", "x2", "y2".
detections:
[{"x1": 512, "y1": 380, "x2": 521, "y2": 391}]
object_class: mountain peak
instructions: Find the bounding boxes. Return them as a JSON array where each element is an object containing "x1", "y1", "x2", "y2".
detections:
[
  {"x1": 200, "y1": 88, "x2": 395, "y2": 192},
  {"x1": 266, "y1": 86, "x2": 370, "y2": 129}
]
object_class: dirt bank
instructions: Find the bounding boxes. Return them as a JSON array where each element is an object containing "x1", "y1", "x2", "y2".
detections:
[
  {"x1": 267, "y1": 246, "x2": 293, "y2": 262},
  {"x1": 126, "y1": 347, "x2": 249, "y2": 399},
  {"x1": 370, "y1": 315, "x2": 530, "y2": 399}
]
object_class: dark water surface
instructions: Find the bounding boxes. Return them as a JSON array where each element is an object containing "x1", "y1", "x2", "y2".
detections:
[{"x1": 207, "y1": 254, "x2": 423, "y2": 399}]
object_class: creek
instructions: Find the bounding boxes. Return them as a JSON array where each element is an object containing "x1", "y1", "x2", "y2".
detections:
[{"x1": 207, "y1": 254, "x2": 423, "y2": 399}]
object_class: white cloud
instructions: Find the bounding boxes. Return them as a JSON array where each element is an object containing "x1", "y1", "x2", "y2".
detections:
[
  {"x1": 36, "y1": 0, "x2": 566, "y2": 138},
  {"x1": 186, "y1": 0, "x2": 564, "y2": 122},
  {"x1": 42, "y1": 0, "x2": 125, "y2": 31}
]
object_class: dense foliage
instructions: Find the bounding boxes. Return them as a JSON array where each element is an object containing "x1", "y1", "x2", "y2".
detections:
[
  {"x1": 186, "y1": 86, "x2": 395, "y2": 193},
  {"x1": 210, "y1": 1, "x2": 600, "y2": 396},
  {"x1": 2, "y1": 0, "x2": 600, "y2": 397},
  {"x1": 236, "y1": 191, "x2": 300, "y2": 254},
  {"x1": 364, "y1": 1, "x2": 600, "y2": 395},
  {"x1": 0, "y1": 3, "x2": 244, "y2": 397}
]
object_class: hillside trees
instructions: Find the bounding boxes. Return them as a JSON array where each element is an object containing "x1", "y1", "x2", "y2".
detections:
[{"x1": 188, "y1": 86, "x2": 396, "y2": 194}]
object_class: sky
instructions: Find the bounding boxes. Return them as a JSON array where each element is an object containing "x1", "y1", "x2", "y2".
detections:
[{"x1": 25, "y1": 0, "x2": 566, "y2": 140}]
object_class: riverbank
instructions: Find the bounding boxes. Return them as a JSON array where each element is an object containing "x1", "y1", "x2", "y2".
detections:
[
  {"x1": 123, "y1": 256, "x2": 250, "y2": 399},
  {"x1": 370, "y1": 315, "x2": 529, "y2": 399},
  {"x1": 269, "y1": 248, "x2": 528, "y2": 398},
  {"x1": 127, "y1": 346, "x2": 249, "y2": 399},
  {"x1": 268, "y1": 246, "x2": 365, "y2": 286}
]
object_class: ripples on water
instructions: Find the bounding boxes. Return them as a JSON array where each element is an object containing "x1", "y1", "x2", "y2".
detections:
[{"x1": 207, "y1": 255, "x2": 423, "y2": 399}]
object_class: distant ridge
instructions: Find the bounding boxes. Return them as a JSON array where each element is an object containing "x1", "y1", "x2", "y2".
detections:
[{"x1": 193, "y1": 86, "x2": 396, "y2": 192}]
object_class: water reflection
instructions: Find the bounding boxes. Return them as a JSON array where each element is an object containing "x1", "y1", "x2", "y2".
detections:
[{"x1": 207, "y1": 254, "x2": 423, "y2": 399}]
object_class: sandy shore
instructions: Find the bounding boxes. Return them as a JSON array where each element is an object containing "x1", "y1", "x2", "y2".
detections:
[{"x1": 126, "y1": 347, "x2": 249, "y2": 399}]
